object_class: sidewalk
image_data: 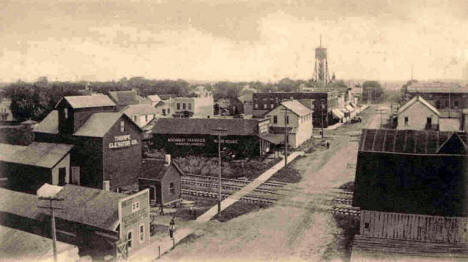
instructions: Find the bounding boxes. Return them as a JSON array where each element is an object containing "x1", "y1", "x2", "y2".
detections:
[{"x1": 128, "y1": 151, "x2": 304, "y2": 262}]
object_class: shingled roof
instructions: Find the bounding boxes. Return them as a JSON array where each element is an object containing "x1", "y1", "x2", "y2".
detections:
[
  {"x1": 33, "y1": 110, "x2": 59, "y2": 134},
  {"x1": 73, "y1": 112, "x2": 143, "y2": 137},
  {"x1": 398, "y1": 96, "x2": 440, "y2": 116},
  {"x1": 0, "y1": 142, "x2": 73, "y2": 168},
  {"x1": 280, "y1": 100, "x2": 312, "y2": 116},
  {"x1": 359, "y1": 129, "x2": 468, "y2": 155},
  {"x1": 140, "y1": 159, "x2": 184, "y2": 180},
  {"x1": 56, "y1": 95, "x2": 115, "y2": 109},
  {"x1": 108, "y1": 90, "x2": 140, "y2": 106},
  {"x1": 152, "y1": 118, "x2": 265, "y2": 136},
  {"x1": 54, "y1": 184, "x2": 127, "y2": 231}
]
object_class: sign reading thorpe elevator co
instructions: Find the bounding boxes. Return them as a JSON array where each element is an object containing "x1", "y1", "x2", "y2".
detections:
[{"x1": 109, "y1": 135, "x2": 139, "y2": 149}]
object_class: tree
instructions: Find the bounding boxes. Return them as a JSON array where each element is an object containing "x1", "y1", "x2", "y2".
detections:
[{"x1": 362, "y1": 81, "x2": 384, "y2": 103}]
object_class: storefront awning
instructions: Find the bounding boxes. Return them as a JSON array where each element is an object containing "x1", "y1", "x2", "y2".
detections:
[
  {"x1": 332, "y1": 109, "x2": 344, "y2": 119},
  {"x1": 259, "y1": 134, "x2": 284, "y2": 145}
]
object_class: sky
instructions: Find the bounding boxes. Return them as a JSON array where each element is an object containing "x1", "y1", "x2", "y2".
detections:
[{"x1": 2, "y1": 0, "x2": 468, "y2": 82}]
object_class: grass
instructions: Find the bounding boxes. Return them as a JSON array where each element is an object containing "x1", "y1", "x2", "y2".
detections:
[
  {"x1": 269, "y1": 162, "x2": 302, "y2": 183},
  {"x1": 296, "y1": 137, "x2": 325, "y2": 153},
  {"x1": 212, "y1": 201, "x2": 272, "y2": 222}
]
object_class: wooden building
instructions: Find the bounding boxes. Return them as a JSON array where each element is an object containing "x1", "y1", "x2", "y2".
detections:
[
  {"x1": 151, "y1": 118, "x2": 280, "y2": 157},
  {"x1": 397, "y1": 96, "x2": 440, "y2": 130},
  {"x1": 34, "y1": 95, "x2": 143, "y2": 191},
  {"x1": 139, "y1": 156, "x2": 183, "y2": 206},
  {"x1": 0, "y1": 185, "x2": 150, "y2": 260},
  {"x1": 265, "y1": 100, "x2": 313, "y2": 148},
  {"x1": 353, "y1": 129, "x2": 468, "y2": 217},
  {"x1": 0, "y1": 142, "x2": 73, "y2": 194}
]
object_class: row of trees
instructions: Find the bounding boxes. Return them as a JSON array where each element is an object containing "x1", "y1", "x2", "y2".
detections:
[{"x1": 1, "y1": 76, "x2": 384, "y2": 121}]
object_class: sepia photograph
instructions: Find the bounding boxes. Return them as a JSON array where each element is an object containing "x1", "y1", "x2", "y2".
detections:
[{"x1": 1, "y1": 0, "x2": 468, "y2": 261}]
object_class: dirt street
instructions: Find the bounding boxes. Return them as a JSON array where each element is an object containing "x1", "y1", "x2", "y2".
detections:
[{"x1": 159, "y1": 106, "x2": 380, "y2": 262}]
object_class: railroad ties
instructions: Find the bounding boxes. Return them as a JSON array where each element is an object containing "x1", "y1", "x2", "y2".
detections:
[{"x1": 181, "y1": 174, "x2": 360, "y2": 216}]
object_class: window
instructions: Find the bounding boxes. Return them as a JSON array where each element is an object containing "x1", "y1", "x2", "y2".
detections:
[
  {"x1": 271, "y1": 104, "x2": 274, "y2": 108},
  {"x1": 145, "y1": 115, "x2": 148, "y2": 122},
  {"x1": 427, "y1": 117, "x2": 432, "y2": 126},
  {"x1": 188, "y1": 103, "x2": 192, "y2": 110},
  {"x1": 162, "y1": 109, "x2": 166, "y2": 115},
  {"x1": 139, "y1": 224, "x2": 145, "y2": 243},
  {"x1": 364, "y1": 223, "x2": 369, "y2": 229},
  {"x1": 169, "y1": 182, "x2": 175, "y2": 194},
  {"x1": 127, "y1": 231, "x2": 133, "y2": 248},
  {"x1": 132, "y1": 201, "x2": 140, "y2": 212},
  {"x1": 177, "y1": 103, "x2": 180, "y2": 110},
  {"x1": 436, "y1": 101, "x2": 441, "y2": 109},
  {"x1": 286, "y1": 115, "x2": 289, "y2": 125},
  {"x1": 255, "y1": 104, "x2": 258, "y2": 109},
  {"x1": 263, "y1": 104, "x2": 267, "y2": 109},
  {"x1": 64, "y1": 108, "x2": 69, "y2": 119},
  {"x1": 168, "y1": 108, "x2": 170, "y2": 114},
  {"x1": 273, "y1": 115, "x2": 278, "y2": 124},
  {"x1": 183, "y1": 103, "x2": 186, "y2": 110},
  {"x1": 120, "y1": 121, "x2": 125, "y2": 132},
  {"x1": 404, "y1": 117, "x2": 409, "y2": 126},
  {"x1": 455, "y1": 101, "x2": 459, "y2": 108}
]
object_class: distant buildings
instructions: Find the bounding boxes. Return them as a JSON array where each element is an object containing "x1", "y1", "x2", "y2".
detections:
[
  {"x1": 123, "y1": 104, "x2": 158, "y2": 128},
  {"x1": 253, "y1": 91, "x2": 339, "y2": 128}
]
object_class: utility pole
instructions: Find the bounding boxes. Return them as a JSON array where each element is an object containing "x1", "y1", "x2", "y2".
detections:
[
  {"x1": 320, "y1": 99, "x2": 325, "y2": 140},
  {"x1": 212, "y1": 127, "x2": 227, "y2": 214},
  {"x1": 38, "y1": 196, "x2": 64, "y2": 262},
  {"x1": 281, "y1": 108, "x2": 289, "y2": 166}
]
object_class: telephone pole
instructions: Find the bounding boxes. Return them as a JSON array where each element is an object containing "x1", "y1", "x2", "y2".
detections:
[
  {"x1": 320, "y1": 99, "x2": 326, "y2": 140},
  {"x1": 38, "y1": 196, "x2": 64, "y2": 262},
  {"x1": 281, "y1": 108, "x2": 289, "y2": 166},
  {"x1": 212, "y1": 127, "x2": 227, "y2": 214}
]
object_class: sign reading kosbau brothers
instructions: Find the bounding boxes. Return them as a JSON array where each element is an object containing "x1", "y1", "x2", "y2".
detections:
[
  {"x1": 109, "y1": 135, "x2": 138, "y2": 149},
  {"x1": 167, "y1": 137, "x2": 239, "y2": 146}
]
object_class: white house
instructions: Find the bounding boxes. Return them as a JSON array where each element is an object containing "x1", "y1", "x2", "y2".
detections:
[
  {"x1": 123, "y1": 104, "x2": 159, "y2": 127},
  {"x1": 265, "y1": 100, "x2": 313, "y2": 148},
  {"x1": 397, "y1": 96, "x2": 440, "y2": 130},
  {"x1": 147, "y1": 95, "x2": 161, "y2": 107}
]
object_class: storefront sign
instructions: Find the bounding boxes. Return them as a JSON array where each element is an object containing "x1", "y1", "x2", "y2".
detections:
[
  {"x1": 109, "y1": 135, "x2": 138, "y2": 149},
  {"x1": 214, "y1": 139, "x2": 239, "y2": 144},
  {"x1": 118, "y1": 189, "x2": 150, "y2": 244},
  {"x1": 168, "y1": 137, "x2": 205, "y2": 146}
]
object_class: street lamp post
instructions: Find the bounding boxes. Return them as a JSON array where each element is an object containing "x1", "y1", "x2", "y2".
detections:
[
  {"x1": 212, "y1": 127, "x2": 227, "y2": 214},
  {"x1": 38, "y1": 197, "x2": 64, "y2": 262}
]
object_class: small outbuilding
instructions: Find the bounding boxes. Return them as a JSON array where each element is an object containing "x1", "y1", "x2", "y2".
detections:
[
  {"x1": 397, "y1": 96, "x2": 440, "y2": 130},
  {"x1": 138, "y1": 156, "x2": 183, "y2": 206}
]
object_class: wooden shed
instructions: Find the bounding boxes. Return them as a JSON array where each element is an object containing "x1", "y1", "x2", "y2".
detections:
[{"x1": 138, "y1": 156, "x2": 183, "y2": 206}]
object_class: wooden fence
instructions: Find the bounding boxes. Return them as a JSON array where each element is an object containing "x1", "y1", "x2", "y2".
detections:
[{"x1": 360, "y1": 210, "x2": 468, "y2": 244}]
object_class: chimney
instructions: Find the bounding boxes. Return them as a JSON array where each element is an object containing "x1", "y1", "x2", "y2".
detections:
[{"x1": 164, "y1": 154, "x2": 171, "y2": 166}]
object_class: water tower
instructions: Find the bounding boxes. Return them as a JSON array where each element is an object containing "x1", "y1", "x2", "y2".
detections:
[{"x1": 314, "y1": 36, "x2": 329, "y2": 86}]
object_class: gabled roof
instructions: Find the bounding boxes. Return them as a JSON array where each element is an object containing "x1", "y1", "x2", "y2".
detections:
[
  {"x1": 147, "y1": 95, "x2": 161, "y2": 102},
  {"x1": 56, "y1": 95, "x2": 115, "y2": 109},
  {"x1": 152, "y1": 118, "x2": 266, "y2": 136},
  {"x1": 398, "y1": 96, "x2": 440, "y2": 116},
  {"x1": 271, "y1": 100, "x2": 312, "y2": 116},
  {"x1": 0, "y1": 187, "x2": 42, "y2": 221},
  {"x1": 54, "y1": 184, "x2": 127, "y2": 231},
  {"x1": 437, "y1": 133, "x2": 467, "y2": 154},
  {"x1": 0, "y1": 142, "x2": 73, "y2": 168},
  {"x1": 74, "y1": 112, "x2": 143, "y2": 137},
  {"x1": 108, "y1": 90, "x2": 140, "y2": 106},
  {"x1": 359, "y1": 129, "x2": 468, "y2": 155},
  {"x1": 123, "y1": 104, "x2": 158, "y2": 116},
  {"x1": 140, "y1": 159, "x2": 184, "y2": 180},
  {"x1": 33, "y1": 110, "x2": 58, "y2": 134}
]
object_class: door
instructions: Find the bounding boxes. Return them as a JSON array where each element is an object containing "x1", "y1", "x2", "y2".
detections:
[
  {"x1": 58, "y1": 167, "x2": 66, "y2": 186},
  {"x1": 149, "y1": 186, "x2": 157, "y2": 204}
]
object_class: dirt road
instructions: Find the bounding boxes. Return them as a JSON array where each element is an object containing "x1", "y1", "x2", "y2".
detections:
[{"x1": 159, "y1": 106, "x2": 379, "y2": 262}]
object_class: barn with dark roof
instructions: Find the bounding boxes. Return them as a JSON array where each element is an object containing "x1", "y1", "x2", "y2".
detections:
[{"x1": 353, "y1": 129, "x2": 468, "y2": 217}]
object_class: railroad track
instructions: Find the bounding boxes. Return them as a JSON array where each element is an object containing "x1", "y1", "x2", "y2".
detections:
[
  {"x1": 181, "y1": 189, "x2": 276, "y2": 205},
  {"x1": 181, "y1": 178, "x2": 283, "y2": 196},
  {"x1": 183, "y1": 174, "x2": 288, "y2": 188}
]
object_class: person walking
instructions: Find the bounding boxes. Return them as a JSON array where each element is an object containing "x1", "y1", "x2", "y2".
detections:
[{"x1": 169, "y1": 217, "x2": 175, "y2": 238}]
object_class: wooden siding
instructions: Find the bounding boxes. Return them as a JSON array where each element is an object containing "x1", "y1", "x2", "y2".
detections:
[{"x1": 361, "y1": 210, "x2": 468, "y2": 244}]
